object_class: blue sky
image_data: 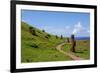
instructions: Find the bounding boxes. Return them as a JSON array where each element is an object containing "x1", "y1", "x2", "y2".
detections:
[{"x1": 21, "y1": 10, "x2": 90, "y2": 37}]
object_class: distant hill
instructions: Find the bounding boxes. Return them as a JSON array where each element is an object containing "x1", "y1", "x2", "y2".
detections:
[{"x1": 21, "y1": 22, "x2": 71, "y2": 63}]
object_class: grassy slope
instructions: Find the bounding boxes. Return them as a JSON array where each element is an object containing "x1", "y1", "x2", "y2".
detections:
[
  {"x1": 62, "y1": 40, "x2": 90, "y2": 59},
  {"x1": 21, "y1": 22, "x2": 71, "y2": 63}
]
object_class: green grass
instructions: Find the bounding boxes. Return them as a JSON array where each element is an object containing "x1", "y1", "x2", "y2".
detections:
[
  {"x1": 21, "y1": 22, "x2": 71, "y2": 63},
  {"x1": 62, "y1": 40, "x2": 90, "y2": 59}
]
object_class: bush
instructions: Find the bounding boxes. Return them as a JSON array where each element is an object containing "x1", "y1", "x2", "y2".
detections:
[
  {"x1": 47, "y1": 34, "x2": 51, "y2": 37},
  {"x1": 30, "y1": 44, "x2": 39, "y2": 48},
  {"x1": 42, "y1": 29, "x2": 45, "y2": 32},
  {"x1": 29, "y1": 26, "x2": 37, "y2": 36},
  {"x1": 45, "y1": 34, "x2": 51, "y2": 39},
  {"x1": 29, "y1": 26, "x2": 33, "y2": 30},
  {"x1": 29, "y1": 26, "x2": 33, "y2": 33},
  {"x1": 45, "y1": 35, "x2": 49, "y2": 39},
  {"x1": 32, "y1": 29, "x2": 36, "y2": 35},
  {"x1": 26, "y1": 59, "x2": 32, "y2": 62}
]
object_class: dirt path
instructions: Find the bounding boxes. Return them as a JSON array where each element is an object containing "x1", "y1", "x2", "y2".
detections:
[{"x1": 56, "y1": 42, "x2": 84, "y2": 60}]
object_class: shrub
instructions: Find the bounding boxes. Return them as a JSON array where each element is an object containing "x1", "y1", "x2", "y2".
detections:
[
  {"x1": 45, "y1": 35, "x2": 49, "y2": 39},
  {"x1": 29, "y1": 26, "x2": 33, "y2": 30},
  {"x1": 29, "y1": 26, "x2": 37, "y2": 36},
  {"x1": 30, "y1": 44, "x2": 39, "y2": 48},
  {"x1": 45, "y1": 34, "x2": 51, "y2": 39},
  {"x1": 26, "y1": 59, "x2": 32, "y2": 62},
  {"x1": 42, "y1": 29, "x2": 45, "y2": 32},
  {"x1": 32, "y1": 29, "x2": 36, "y2": 35},
  {"x1": 47, "y1": 34, "x2": 51, "y2": 37},
  {"x1": 29, "y1": 26, "x2": 33, "y2": 33}
]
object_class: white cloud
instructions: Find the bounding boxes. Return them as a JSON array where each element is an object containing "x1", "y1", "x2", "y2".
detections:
[
  {"x1": 87, "y1": 29, "x2": 90, "y2": 33},
  {"x1": 72, "y1": 29, "x2": 78, "y2": 34},
  {"x1": 72, "y1": 22, "x2": 84, "y2": 34},
  {"x1": 72, "y1": 22, "x2": 90, "y2": 37}
]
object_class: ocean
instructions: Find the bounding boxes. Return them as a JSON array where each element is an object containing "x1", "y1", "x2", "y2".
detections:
[{"x1": 75, "y1": 37, "x2": 90, "y2": 40}]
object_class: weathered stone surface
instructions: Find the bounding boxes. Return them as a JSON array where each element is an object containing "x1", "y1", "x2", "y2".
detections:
[
  {"x1": 70, "y1": 35, "x2": 76, "y2": 52},
  {"x1": 67, "y1": 38, "x2": 70, "y2": 43}
]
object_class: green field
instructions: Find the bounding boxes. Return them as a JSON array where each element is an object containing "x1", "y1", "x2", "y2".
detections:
[
  {"x1": 21, "y1": 22, "x2": 90, "y2": 63},
  {"x1": 21, "y1": 22, "x2": 72, "y2": 63},
  {"x1": 62, "y1": 40, "x2": 90, "y2": 59}
]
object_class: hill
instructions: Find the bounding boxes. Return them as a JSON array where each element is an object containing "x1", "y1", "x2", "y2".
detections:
[{"x1": 21, "y1": 22, "x2": 71, "y2": 63}]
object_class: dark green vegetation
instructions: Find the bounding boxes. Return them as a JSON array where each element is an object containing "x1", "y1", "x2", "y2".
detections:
[
  {"x1": 62, "y1": 40, "x2": 90, "y2": 59},
  {"x1": 21, "y1": 22, "x2": 71, "y2": 63}
]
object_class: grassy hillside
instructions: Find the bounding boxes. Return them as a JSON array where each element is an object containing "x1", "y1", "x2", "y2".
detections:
[{"x1": 21, "y1": 22, "x2": 71, "y2": 63}]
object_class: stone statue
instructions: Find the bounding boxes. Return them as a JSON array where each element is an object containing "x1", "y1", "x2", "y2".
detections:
[
  {"x1": 70, "y1": 34, "x2": 76, "y2": 52},
  {"x1": 67, "y1": 38, "x2": 70, "y2": 43}
]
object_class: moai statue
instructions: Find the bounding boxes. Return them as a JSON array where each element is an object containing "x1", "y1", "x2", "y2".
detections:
[
  {"x1": 70, "y1": 34, "x2": 76, "y2": 52},
  {"x1": 67, "y1": 38, "x2": 70, "y2": 43},
  {"x1": 61, "y1": 35, "x2": 63, "y2": 39}
]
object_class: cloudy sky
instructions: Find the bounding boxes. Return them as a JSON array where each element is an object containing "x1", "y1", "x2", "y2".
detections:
[{"x1": 21, "y1": 10, "x2": 90, "y2": 37}]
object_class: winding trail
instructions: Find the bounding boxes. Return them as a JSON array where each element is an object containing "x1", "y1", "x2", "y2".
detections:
[{"x1": 56, "y1": 42, "x2": 84, "y2": 60}]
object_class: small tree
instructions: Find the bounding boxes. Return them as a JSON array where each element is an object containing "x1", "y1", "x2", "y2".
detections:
[
  {"x1": 42, "y1": 29, "x2": 45, "y2": 32},
  {"x1": 32, "y1": 29, "x2": 36, "y2": 35},
  {"x1": 45, "y1": 34, "x2": 50, "y2": 39},
  {"x1": 45, "y1": 35, "x2": 49, "y2": 39},
  {"x1": 47, "y1": 34, "x2": 51, "y2": 37},
  {"x1": 29, "y1": 26, "x2": 33, "y2": 33},
  {"x1": 29, "y1": 26, "x2": 36, "y2": 36}
]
